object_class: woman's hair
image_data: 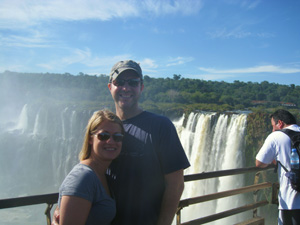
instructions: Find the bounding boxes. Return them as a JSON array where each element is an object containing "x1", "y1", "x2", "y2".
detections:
[{"x1": 79, "y1": 109, "x2": 124, "y2": 161}]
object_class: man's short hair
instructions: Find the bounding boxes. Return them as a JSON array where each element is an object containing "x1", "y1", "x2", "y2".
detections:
[{"x1": 270, "y1": 109, "x2": 297, "y2": 125}]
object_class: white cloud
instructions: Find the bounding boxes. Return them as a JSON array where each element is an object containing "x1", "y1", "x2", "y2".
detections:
[
  {"x1": 151, "y1": 27, "x2": 185, "y2": 35},
  {"x1": 37, "y1": 47, "x2": 132, "y2": 72},
  {"x1": 141, "y1": 58, "x2": 157, "y2": 68},
  {"x1": 207, "y1": 27, "x2": 251, "y2": 39},
  {"x1": 0, "y1": 0, "x2": 138, "y2": 28},
  {"x1": 139, "y1": 58, "x2": 158, "y2": 74},
  {"x1": 199, "y1": 65, "x2": 300, "y2": 74},
  {"x1": 0, "y1": 0, "x2": 203, "y2": 29},
  {"x1": 142, "y1": 0, "x2": 203, "y2": 16},
  {"x1": 241, "y1": 0, "x2": 261, "y2": 10},
  {"x1": 166, "y1": 57, "x2": 194, "y2": 67},
  {"x1": 0, "y1": 30, "x2": 54, "y2": 48},
  {"x1": 0, "y1": 63, "x2": 27, "y2": 73},
  {"x1": 223, "y1": 0, "x2": 261, "y2": 10},
  {"x1": 207, "y1": 25, "x2": 274, "y2": 39}
]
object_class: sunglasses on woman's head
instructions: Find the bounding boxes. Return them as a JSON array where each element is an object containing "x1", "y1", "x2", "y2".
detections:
[
  {"x1": 95, "y1": 132, "x2": 124, "y2": 142},
  {"x1": 112, "y1": 78, "x2": 141, "y2": 87}
]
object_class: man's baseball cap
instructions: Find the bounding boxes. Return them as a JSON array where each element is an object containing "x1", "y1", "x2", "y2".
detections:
[{"x1": 109, "y1": 60, "x2": 143, "y2": 83}]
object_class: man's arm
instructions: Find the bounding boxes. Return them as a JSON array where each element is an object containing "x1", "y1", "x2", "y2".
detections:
[
  {"x1": 256, "y1": 159, "x2": 269, "y2": 168},
  {"x1": 157, "y1": 169, "x2": 184, "y2": 225},
  {"x1": 256, "y1": 159, "x2": 277, "y2": 168}
]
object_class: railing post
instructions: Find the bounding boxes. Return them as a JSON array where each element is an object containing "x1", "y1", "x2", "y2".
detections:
[
  {"x1": 271, "y1": 183, "x2": 279, "y2": 205},
  {"x1": 253, "y1": 171, "x2": 261, "y2": 218},
  {"x1": 45, "y1": 203, "x2": 53, "y2": 225},
  {"x1": 176, "y1": 207, "x2": 182, "y2": 225}
]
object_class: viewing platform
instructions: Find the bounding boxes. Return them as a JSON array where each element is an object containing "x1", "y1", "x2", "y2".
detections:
[{"x1": 0, "y1": 165, "x2": 277, "y2": 225}]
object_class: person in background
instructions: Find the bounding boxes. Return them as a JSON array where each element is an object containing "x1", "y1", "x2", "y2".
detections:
[
  {"x1": 53, "y1": 60, "x2": 190, "y2": 225},
  {"x1": 256, "y1": 109, "x2": 300, "y2": 225},
  {"x1": 106, "y1": 60, "x2": 190, "y2": 225},
  {"x1": 58, "y1": 110, "x2": 124, "y2": 225}
]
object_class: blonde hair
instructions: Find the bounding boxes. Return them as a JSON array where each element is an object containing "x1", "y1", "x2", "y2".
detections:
[{"x1": 79, "y1": 109, "x2": 124, "y2": 161}]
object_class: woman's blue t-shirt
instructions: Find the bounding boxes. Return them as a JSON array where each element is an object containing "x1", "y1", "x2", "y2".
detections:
[{"x1": 58, "y1": 164, "x2": 116, "y2": 225}]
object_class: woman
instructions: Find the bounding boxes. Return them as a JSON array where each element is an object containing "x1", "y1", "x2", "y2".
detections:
[{"x1": 58, "y1": 109, "x2": 124, "y2": 225}]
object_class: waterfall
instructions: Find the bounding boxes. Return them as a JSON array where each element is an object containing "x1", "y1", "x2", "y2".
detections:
[
  {"x1": 32, "y1": 107, "x2": 49, "y2": 137},
  {"x1": 174, "y1": 112, "x2": 248, "y2": 225},
  {"x1": 10, "y1": 104, "x2": 28, "y2": 133},
  {"x1": 0, "y1": 106, "x2": 249, "y2": 225},
  {"x1": 0, "y1": 104, "x2": 93, "y2": 225}
]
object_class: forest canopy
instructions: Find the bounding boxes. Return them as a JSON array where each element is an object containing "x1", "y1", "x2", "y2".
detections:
[{"x1": 1, "y1": 71, "x2": 299, "y2": 118}]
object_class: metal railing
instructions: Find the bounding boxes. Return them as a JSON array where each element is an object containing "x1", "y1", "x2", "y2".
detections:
[
  {"x1": 0, "y1": 193, "x2": 58, "y2": 225},
  {"x1": 0, "y1": 166, "x2": 277, "y2": 225},
  {"x1": 176, "y1": 165, "x2": 277, "y2": 225}
]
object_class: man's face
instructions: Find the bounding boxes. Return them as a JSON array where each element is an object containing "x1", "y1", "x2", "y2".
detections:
[
  {"x1": 108, "y1": 70, "x2": 144, "y2": 111},
  {"x1": 271, "y1": 117, "x2": 282, "y2": 132}
]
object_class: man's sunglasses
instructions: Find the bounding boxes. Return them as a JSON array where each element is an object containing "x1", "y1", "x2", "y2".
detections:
[
  {"x1": 112, "y1": 78, "x2": 141, "y2": 87},
  {"x1": 95, "y1": 132, "x2": 124, "y2": 142}
]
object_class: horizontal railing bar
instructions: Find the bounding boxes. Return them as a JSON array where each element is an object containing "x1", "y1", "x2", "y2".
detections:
[
  {"x1": 179, "y1": 182, "x2": 272, "y2": 208},
  {"x1": 184, "y1": 165, "x2": 275, "y2": 182},
  {"x1": 0, "y1": 166, "x2": 275, "y2": 212},
  {"x1": 181, "y1": 200, "x2": 269, "y2": 225},
  {"x1": 0, "y1": 193, "x2": 58, "y2": 209}
]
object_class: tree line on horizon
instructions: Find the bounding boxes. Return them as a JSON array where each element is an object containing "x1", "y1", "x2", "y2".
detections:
[{"x1": 1, "y1": 71, "x2": 299, "y2": 118}]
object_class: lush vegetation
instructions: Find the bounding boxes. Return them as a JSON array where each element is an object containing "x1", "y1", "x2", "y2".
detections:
[{"x1": 1, "y1": 71, "x2": 300, "y2": 119}]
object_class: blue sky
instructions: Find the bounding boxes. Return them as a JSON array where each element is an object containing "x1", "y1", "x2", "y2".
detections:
[{"x1": 1, "y1": 0, "x2": 300, "y2": 85}]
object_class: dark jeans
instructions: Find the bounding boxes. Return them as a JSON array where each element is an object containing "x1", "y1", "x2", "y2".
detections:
[{"x1": 281, "y1": 209, "x2": 300, "y2": 225}]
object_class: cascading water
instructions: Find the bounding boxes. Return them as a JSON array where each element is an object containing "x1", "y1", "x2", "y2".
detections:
[
  {"x1": 0, "y1": 105, "x2": 249, "y2": 225},
  {"x1": 174, "y1": 112, "x2": 249, "y2": 225},
  {"x1": 0, "y1": 104, "x2": 92, "y2": 225},
  {"x1": 11, "y1": 104, "x2": 29, "y2": 133}
]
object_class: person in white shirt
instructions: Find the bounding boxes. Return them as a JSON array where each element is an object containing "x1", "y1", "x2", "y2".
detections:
[{"x1": 256, "y1": 109, "x2": 300, "y2": 225}]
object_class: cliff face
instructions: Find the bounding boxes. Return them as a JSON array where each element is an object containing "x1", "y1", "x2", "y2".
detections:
[{"x1": 245, "y1": 111, "x2": 272, "y2": 167}]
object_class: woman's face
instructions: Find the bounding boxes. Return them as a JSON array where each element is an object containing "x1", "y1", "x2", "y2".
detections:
[{"x1": 89, "y1": 120, "x2": 123, "y2": 162}]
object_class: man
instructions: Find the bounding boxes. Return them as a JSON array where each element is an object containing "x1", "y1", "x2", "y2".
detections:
[
  {"x1": 52, "y1": 60, "x2": 190, "y2": 225},
  {"x1": 256, "y1": 109, "x2": 300, "y2": 225},
  {"x1": 106, "y1": 60, "x2": 190, "y2": 225}
]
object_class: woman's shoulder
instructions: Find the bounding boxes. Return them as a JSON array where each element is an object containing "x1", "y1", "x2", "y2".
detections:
[
  {"x1": 63, "y1": 164, "x2": 97, "y2": 186},
  {"x1": 70, "y1": 163, "x2": 94, "y2": 175}
]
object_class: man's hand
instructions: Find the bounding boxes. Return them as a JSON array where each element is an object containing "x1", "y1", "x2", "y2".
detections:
[{"x1": 51, "y1": 207, "x2": 60, "y2": 225}]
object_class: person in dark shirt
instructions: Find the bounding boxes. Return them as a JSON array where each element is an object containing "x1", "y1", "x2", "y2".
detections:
[
  {"x1": 52, "y1": 60, "x2": 190, "y2": 225},
  {"x1": 106, "y1": 60, "x2": 190, "y2": 225}
]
